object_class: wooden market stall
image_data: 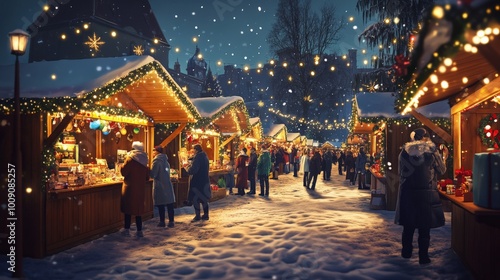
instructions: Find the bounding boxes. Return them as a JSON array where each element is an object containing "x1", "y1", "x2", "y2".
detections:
[
  {"x1": 0, "y1": 55, "x2": 200, "y2": 258},
  {"x1": 264, "y1": 124, "x2": 288, "y2": 144},
  {"x1": 242, "y1": 117, "x2": 264, "y2": 151},
  {"x1": 352, "y1": 92, "x2": 451, "y2": 210},
  {"x1": 187, "y1": 96, "x2": 251, "y2": 199},
  {"x1": 287, "y1": 132, "x2": 301, "y2": 146},
  {"x1": 396, "y1": 2, "x2": 500, "y2": 278}
]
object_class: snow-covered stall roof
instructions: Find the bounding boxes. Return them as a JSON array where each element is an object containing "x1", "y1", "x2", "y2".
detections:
[
  {"x1": 287, "y1": 132, "x2": 300, "y2": 142},
  {"x1": 190, "y1": 96, "x2": 250, "y2": 133},
  {"x1": 249, "y1": 117, "x2": 260, "y2": 127},
  {"x1": 264, "y1": 124, "x2": 287, "y2": 140},
  {"x1": 0, "y1": 56, "x2": 200, "y2": 123},
  {"x1": 355, "y1": 92, "x2": 449, "y2": 119},
  {"x1": 306, "y1": 139, "x2": 314, "y2": 146}
]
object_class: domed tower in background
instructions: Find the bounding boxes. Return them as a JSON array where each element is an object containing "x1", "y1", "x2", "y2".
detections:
[{"x1": 186, "y1": 46, "x2": 207, "y2": 80}]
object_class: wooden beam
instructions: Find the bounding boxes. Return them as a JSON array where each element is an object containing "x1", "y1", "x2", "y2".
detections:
[
  {"x1": 409, "y1": 110, "x2": 452, "y2": 143},
  {"x1": 44, "y1": 113, "x2": 75, "y2": 147},
  {"x1": 221, "y1": 132, "x2": 238, "y2": 147},
  {"x1": 159, "y1": 123, "x2": 187, "y2": 147},
  {"x1": 476, "y1": 39, "x2": 500, "y2": 73},
  {"x1": 451, "y1": 76, "x2": 500, "y2": 115}
]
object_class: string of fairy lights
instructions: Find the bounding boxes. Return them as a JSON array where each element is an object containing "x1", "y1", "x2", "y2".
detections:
[{"x1": 397, "y1": 3, "x2": 500, "y2": 114}]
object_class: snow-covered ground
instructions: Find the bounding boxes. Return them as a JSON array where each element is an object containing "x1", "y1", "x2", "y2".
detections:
[{"x1": 1, "y1": 172, "x2": 473, "y2": 279}]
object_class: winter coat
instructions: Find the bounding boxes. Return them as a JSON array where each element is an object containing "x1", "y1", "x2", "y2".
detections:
[
  {"x1": 248, "y1": 151, "x2": 258, "y2": 179},
  {"x1": 395, "y1": 140, "x2": 447, "y2": 229},
  {"x1": 309, "y1": 152, "x2": 322, "y2": 176},
  {"x1": 355, "y1": 152, "x2": 368, "y2": 174},
  {"x1": 299, "y1": 154, "x2": 310, "y2": 173},
  {"x1": 257, "y1": 149, "x2": 272, "y2": 176},
  {"x1": 323, "y1": 151, "x2": 333, "y2": 171},
  {"x1": 344, "y1": 154, "x2": 355, "y2": 171},
  {"x1": 150, "y1": 153, "x2": 175, "y2": 206},
  {"x1": 121, "y1": 150, "x2": 150, "y2": 216},
  {"x1": 290, "y1": 147, "x2": 298, "y2": 164},
  {"x1": 338, "y1": 152, "x2": 345, "y2": 166},
  {"x1": 186, "y1": 150, "x2": 211, "y2": 203},
  {"x1": 235, "y1": 152, "x2": 249, "y2": 189}
]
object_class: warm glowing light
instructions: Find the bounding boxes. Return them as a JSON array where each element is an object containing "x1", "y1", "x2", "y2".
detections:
[
  {"x1": 282, "y1": 62, "x2": 288, "y2": 67},
  {"x1": 111, "y1": 31, "x2": 117, "y2": 37},
  {"x1": 197, "y1": 53, "x2": 203, "y2": 59},
  {"x1": 192, "y1": 37, "x2": 198, "y2": 42},
  {"x1": 438, "y1": 66, "x2": 446, "y2": 73},
  {"x1": 83, "y1": 23, "x2": 89, "y2": 29},
  {"x1": 299, "y1": 62, "x2": 304, "y2": 67},
  {"x1": 363, "y1": 60, "x2": 368, "y2": 65},
  {"x1": 269, "y1": 70, "x2": 274, "y2": 76},
  {"x1": 394, "y1": 17, "x2": 400, "y2": 24},
  {"x1": 483, "y1": 78, "x2": 490, "y2": 84},
  {"x1": 441, "y1": 80, "x2": 449, "y2": 89},
  {"x1": 342, "y1": 55, "x2": 347, "y2": 59},
  {"x1": 217, "y1": 60, "x2": 222, "y2": 66},
  {"x1": 154, "y1": 38, "x2": 159, "y2": 44},
  {"x1": 258, "y1": 100, "x2": 264, "y2": 107},
  {"x1": 26, "y1": 188, "x2": 32, "y2": 194},
  {"x1": 430, "y1": 74, "x2": 438, "y2": 84},
  {"x1": 257, "y1": 63, "x2": 263, "y2": 68},
  {"x1": 175, "y1": 47, "x2": 180, "y2": 52},
  {"x1": 43, "y1": 5, "x2": 49, "y2": 11},
  {"x1": 384, "y1": 18, "x2": 390, "y2": 24},
  {"x1": 270, "y1": 60, "x2": 275, "y2": 65},
  {"x1": 349, "y1": 16, "x2": 354, "y2": 22},
  {"x1": 75, "y1": 29, "x2": 80, "y2": 34},
  {"x1": 61, "y1": 34, "x2": 66, "y2": 40},
  {"x1": 244, "y1": 66, "x2": 249, "y2": 71},
  {"x1": 310, "y1": 71, "x2": 315, "y2": 76},
  {"x1": 362, "y1": 49, "x2": 366, "y2": 54},
  {"x1": 330, "y1": 66, "x2": 335, "y2": 71},
  {"x1": 150, "y1": 48, "x2": 155, "y2": 53},
  {"x1": 288, "y1": 76, "x2": 293, "y2": 81},
  {"x1": 443, "y1": 58, "x2": 452, "y2": 66},
  {"x1": 51, "y1": 74, "x2": 57, "y2": 80},
  {"x1": 462, "y1": 77, "x2": 468, "y2": 84},
  {"x1": 432, "y1": 6, "x2": 445, "y2": 19}
]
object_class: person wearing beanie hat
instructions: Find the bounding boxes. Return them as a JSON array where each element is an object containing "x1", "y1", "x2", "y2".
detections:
[
  {"x1": 185, "y1": 143, "x2": 211, "y2": 222},
  {"x1": 150, "y1": 145, "x2": 176, "y2": 228},
  {"x1": 120, "y1": 141, "x2": 149, "y2": 237},
  {"x1": 395, "y1": 127, "x2": 448, "y2": 264}
]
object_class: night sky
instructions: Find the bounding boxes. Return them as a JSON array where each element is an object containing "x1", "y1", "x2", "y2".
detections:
[{"x1": 0, "y1": 0, "x2": 375, "y2": 73}]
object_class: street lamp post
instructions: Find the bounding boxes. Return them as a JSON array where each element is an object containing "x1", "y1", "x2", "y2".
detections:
[{"x1": 9, "y1": 28, "x2": 30, "y2": 279}]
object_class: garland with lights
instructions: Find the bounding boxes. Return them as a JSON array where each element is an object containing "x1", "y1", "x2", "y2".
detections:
[
  {"x1": 396, "y1": 1, "x2": 500, "y2": 112},
  {"x1": 195, "y1": 99, "x2": 251, "y2": 134},
  {"x1": 478, "y1": 113, "x2": 500, "y2": 149}
]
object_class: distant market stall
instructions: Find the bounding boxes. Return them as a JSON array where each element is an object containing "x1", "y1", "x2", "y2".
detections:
[
  {"x1": 264, "y1": 123, "x2": 288, "y2": 144},
  {"x1": 0, "y1": 55, "x2": 200, "y2": 257},
  {"x1": 188, "y1": 96, "x2": 251, "y2": 200},
  {"x1": 242, "y1": 117, "x2": 264, "y2": 150},
  {"x1": 351, "y1": 92, "x2": 450, "y2": 210},
  {"x1": 286, "y1": 132, "x2": 301, "y2": 146},
  {"x1": 396, "y1": 1, "x2": 500, "y2": 278}
]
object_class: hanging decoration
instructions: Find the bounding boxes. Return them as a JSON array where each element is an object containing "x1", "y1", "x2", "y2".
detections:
[
  {"x1": 478, "y1": 113, "x2": 500, "y2": 150},
  {"x1": 133, "y1": 45, "x2": 144, "y2": 55},
  {"x1": 392, "y1": 54, "x2": 410, "y2": 77},
  {"x1": 133, "y1": 127, "x2": 140, "y2": 134},
  {"x1": 84, "y1": 32, "x2": 105, "y2": 52}
]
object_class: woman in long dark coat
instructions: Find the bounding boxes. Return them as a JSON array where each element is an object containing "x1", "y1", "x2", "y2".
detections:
[
  {"x1": 186, "y1": 144, "x2": 211, "y2": 221},
  {"x1": 395, "y1": 128, "x2": 447, "y2": 264},
  {"x1": 120, "y1": 141, "x2": 150, "y2": 237},
  {"x1": 307, "y1": 150, "x2": 322, "y2": 190},
  {"x1": 344, "y1": 151, "x2": 355, "y2": 185},
  {"x1": 235, "y1": 148, "x2": 249, "y2": 195}
]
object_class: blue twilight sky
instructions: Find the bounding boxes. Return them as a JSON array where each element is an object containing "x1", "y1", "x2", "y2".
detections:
[{"x1": 0, "y1": 0, "x2": 376, "y2": 73}]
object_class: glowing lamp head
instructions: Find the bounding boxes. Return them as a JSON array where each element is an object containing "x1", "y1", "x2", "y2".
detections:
[{"x1": 9, "y1": 29, "x2": 30, "y2": 56}]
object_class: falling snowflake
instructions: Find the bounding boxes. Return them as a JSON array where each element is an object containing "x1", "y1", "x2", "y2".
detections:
[
  {"x1": 363, "y1": 80, "x2": 379, "y2": 92},
  {"x1": 133, "y1": 45, "x2": 144, "y2": 56},
  {"x1": 84, "y1": 33, "x2": 105, "y2": 51}
]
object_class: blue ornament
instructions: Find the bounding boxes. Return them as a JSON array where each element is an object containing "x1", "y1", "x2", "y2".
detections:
[
  {"x1": 102, "y1": 130, "x2": 110, "y2": 136},
  {"x1": 89, "y1": 120, "x2": 100, "y2": 130}
]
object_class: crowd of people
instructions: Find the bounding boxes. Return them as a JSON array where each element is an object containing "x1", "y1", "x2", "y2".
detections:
[
  {"x1": 118, "y1": 128, "x2": 447, "y2": 265},
  {"x1": 118, "y1": 140, "x2": 376, "y2": 238}
]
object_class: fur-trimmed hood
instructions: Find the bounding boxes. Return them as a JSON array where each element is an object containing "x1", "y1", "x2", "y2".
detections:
[{"x1": 403, "y1": 140, "x2": 436, "y2": 157}]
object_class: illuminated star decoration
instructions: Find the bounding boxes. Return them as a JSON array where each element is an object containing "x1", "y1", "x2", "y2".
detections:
[
  {"x1": 363, "y1": 80, "x2": 379, "y2": 93},
  {"x1": 133, "y1": 45, "x2": 144, "y2": 56},
  {"x1": 84, "y1": 33, "x2": 105, "y2": 52}
]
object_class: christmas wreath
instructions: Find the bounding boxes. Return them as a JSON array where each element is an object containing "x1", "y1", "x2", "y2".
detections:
[{"x1": 478, "y1": 113, "x2": 500, "y2": 149}]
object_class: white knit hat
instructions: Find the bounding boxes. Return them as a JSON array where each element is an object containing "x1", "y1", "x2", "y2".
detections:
[{"x1": 132, "y1": 141, "x2": 144, "y2": 151}]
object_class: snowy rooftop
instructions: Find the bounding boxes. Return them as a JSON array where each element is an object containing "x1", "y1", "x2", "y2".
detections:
[
  {"x1": 249, "y1": 117, "x2": 260, "y2": 126},
  {"x1": 287, "y1": 132, "x2": 300, "y2": 142},
  {"x1": 0, "y1": 56, "x2": 156, "y2": 98},
  {"x1": 190, "y1": 96, "x2": 245, "y2": 118},
  {"x1": 355, "y1": 92, "x2": 449, "y2": 119},
  {"x1": 264, "y1": 124, "x2": 286, "y2": 138}
]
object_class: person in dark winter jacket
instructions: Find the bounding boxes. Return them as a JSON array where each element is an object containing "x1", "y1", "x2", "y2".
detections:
[
  {"x1": 322, "y1": 149, "x2": 333, "y2": 181},
  {"x1": 120, "y1": 141, "x2": 150, "y2": 237},
  {"x1": 185, "y1": 144, "x2": 211, "y2": 222},
  {"x1": 395, "y1": 128, "x2": 448, "y2": 265},
  {"x1": 355, "y1": 147, "x2": 368, "y2": 189},
  {"x1": 338, "y1": 151, "x2": 345, "y2": 175},
  {"x1": 150, "y1": 145, "x2": 176, "y2": 228},
  {"x1": 247, "y1": 147, "x2": 258, "y2": 194},
  {"x1": 290, "y1": 145, "x2": 299, "y2": 177},
  {"x1": 307, "y1": 150, "x2": 322, "y2": 190},
  {"x1": 344, "y1": 151, "x2": 355, "y2": 185}
]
